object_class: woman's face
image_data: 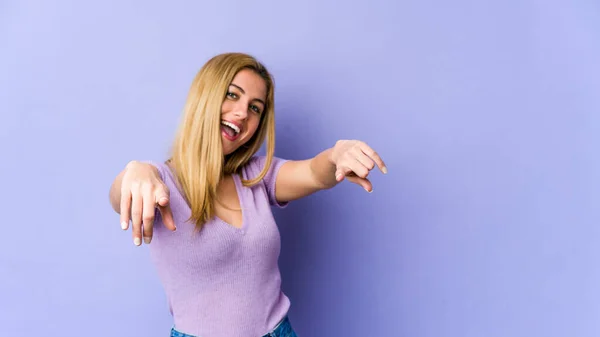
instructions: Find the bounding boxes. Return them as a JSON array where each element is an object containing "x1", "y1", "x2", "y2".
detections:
[{"x1": 220, "y1": 69, "x2": 267, "y2": 155}]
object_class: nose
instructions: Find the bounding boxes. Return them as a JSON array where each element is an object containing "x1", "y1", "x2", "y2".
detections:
[{"x1": 232, "y1": 101, "x2": 248, "y2": 120}]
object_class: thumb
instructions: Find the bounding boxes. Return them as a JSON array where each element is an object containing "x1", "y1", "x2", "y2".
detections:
[
  {"x1": 155, "y1": 186, "x2": 176, "y2": 231},
  {"x1": 155, "y1": 185, "x2": 170, "y2": 207},
  {"x1": 158, "y1": 203, "x2": 176, "y2": 231},
  {"x1": 335, "y1": 170, "x2": 344, "y2": 182},
  {"x1": 335, "y1": 166, "x2": 352, "y2": 182}
]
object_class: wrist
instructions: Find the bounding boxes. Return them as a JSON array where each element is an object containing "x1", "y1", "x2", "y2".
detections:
[{"x1": 326, "y1": 147, "x2": 336, "y2": 166}]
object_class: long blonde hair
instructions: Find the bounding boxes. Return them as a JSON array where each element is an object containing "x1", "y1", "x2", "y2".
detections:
[{"x1": 168, "y1": 52, "x2": 276, "y2": 231}]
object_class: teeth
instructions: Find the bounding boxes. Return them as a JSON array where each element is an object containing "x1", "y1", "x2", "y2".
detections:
[{"x1": 221, "y1": 120, "x2": 240, "y2": 134}]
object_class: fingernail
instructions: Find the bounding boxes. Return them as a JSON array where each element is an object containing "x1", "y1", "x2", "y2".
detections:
[
  {"x1": 336, "y1": 173, "x2": 343, "y2": 181},
  {"x1": 365, "y1": 187, "x2": 373, "y2": 193},
  {"x1": 144, "y1": 237, "x2": 151, "y2": 244},
  {"x1": 382, "y1": 166, "x2": 388, "y2": 174},
  {"x1": 121, "y1": 221, "x2": 127, "y2": 230},
  {"x1": 134, "y1": 238, "x2": 141, "y2": 246}
]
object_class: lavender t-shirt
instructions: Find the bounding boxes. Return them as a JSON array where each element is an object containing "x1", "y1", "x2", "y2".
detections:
[{"x1": 148, "y1": 156, "x2": 290, "y2": 337}]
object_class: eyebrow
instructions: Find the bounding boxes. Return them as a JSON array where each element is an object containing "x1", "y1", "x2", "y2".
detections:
[{"x1": 230, "y1": 83, "x2": 266, "y2": 106}]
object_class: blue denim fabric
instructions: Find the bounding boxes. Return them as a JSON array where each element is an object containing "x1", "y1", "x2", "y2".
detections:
[{"x1": 170, "y1": 316, "x2": 297, "y2": 337}]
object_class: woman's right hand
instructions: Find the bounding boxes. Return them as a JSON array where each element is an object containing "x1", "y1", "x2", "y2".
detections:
[{"x1": 119, "y1": 161, "x2": 176, "y2": 246}]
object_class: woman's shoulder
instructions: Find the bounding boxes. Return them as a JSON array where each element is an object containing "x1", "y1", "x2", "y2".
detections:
[
  {"x1": 242, "y1": 155, "x2": 288, "y2": 179},
  {"x1": 241, "y1": 155, "x2": 289, "y2": 207}
]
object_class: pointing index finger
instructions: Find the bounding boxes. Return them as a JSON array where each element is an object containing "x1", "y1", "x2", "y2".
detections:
[{"x1": 359, "y1": 143, "x2": 387, "y2": 174}]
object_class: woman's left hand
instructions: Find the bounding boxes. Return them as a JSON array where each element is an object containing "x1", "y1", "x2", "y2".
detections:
[{"x1": 329, "y1": 140, "x2": 387, "y2": 192}]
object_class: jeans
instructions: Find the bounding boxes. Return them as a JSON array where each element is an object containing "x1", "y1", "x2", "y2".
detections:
[{"x1": 169, "y1": 316, "x2": 298, "y2": 337}]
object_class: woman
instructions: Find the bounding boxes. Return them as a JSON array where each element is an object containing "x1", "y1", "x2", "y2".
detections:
[{"x1": 109, "y1": 52, "x2": 387, "y2": 337}]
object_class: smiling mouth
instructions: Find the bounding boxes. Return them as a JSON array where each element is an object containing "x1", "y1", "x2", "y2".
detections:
[{"x1": 221, "y1": 120, "x2": 241, "y2": 140}]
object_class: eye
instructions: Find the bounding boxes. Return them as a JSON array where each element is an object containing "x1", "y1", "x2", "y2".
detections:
[
  {"x1": 249, "y1": 104, "x2": 262, "y2": 114},
  {"x1": 226, "y1": 92, "x2": 238, "y2": 99}
]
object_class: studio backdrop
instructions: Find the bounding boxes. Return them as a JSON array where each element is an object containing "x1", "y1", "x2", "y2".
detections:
[{"x1": 1, "y1": 0, "x2": 598, "y2": 336}]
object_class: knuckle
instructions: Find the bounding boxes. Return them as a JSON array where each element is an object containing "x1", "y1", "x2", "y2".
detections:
[
  {"x1": 130, "y1": 180, "x2": 141, "y2": 191},
  {"x1": 120, "y1": 183, "x2": 132, "y2": 195},
  {"x1": 141, "y1": 182, "x2": 154, "y2": 193},
  {"x1": 126, "y1": 160, "x2": 140, "y2": 169}
]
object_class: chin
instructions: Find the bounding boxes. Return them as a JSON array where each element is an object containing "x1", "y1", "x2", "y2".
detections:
[
  {"x1": 222, "y1": 147, "x2": 235, "y2": 156},
  {"x1": 222, "y1": 136, "x2": 251, "y2": 156},
  {"x1": 222, "y1": 143, "x2": 242, "y2": 156}
]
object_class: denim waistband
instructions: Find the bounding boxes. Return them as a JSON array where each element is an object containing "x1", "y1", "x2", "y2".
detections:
[
  {"x1": 263, "y1": 316, "x2": 295, "y2": 337},
  {"x1": 169, "y1": 315, "x2": 296, "y2": 337}
]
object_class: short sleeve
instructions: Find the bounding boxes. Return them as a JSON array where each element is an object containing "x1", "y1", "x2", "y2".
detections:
[{"x1": 244, "y1": 155, "x2": 289, "y2": 208}]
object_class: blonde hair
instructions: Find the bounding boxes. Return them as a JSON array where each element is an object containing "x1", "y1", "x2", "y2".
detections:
[{"x1": 168, "y1": 52, "x2": 276, "y2": 231}]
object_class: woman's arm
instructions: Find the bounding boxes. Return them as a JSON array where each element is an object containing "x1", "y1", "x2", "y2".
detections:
[{"x1": 275, "y1": 140, "x2": 387, "y2": 202}]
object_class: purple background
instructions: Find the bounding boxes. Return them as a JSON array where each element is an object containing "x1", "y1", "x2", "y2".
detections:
[{"x1": 1, "y1": 0, "x2": 599, "y2": 336}]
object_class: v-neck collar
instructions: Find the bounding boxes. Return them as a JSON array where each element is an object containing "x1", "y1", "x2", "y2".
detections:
[
  {"x1": 213, "y1": 173, "x2": 247, "y2": 233},
  {"x1": 162, "y1": 162, "x2": 247, "y2": 234}
]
